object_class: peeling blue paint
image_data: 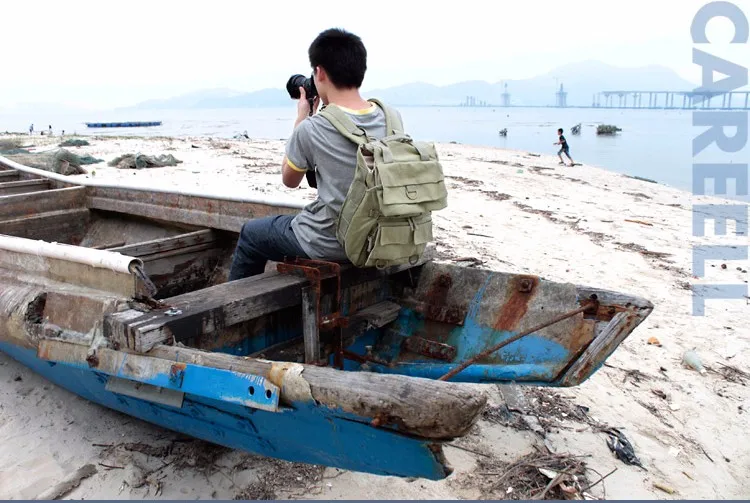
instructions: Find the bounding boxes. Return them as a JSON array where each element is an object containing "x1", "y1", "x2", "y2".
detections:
[{"x1": 0, "y1": 342, "x2": 450, "y2": 480}]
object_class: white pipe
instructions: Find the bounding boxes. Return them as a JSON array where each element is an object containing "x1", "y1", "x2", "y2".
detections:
[
  {"x1": 0, "y1": 234, "x2": 143, "y2": 274},
  {"x1": 0, "y1": 155, "x2": 307, "y2": 210}
]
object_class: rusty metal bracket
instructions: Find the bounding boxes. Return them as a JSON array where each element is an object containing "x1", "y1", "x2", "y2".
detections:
[
  {"x1": 402, "y1": 336, "x2": 458, "y2": 362},
  {"x1": 276, "y1": 257, "x2": 349, "y2": 330}
]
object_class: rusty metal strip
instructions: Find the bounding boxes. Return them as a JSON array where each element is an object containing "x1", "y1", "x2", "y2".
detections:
[{"x1": 402, "y1": 336, "x2": 457, "y2": 362}]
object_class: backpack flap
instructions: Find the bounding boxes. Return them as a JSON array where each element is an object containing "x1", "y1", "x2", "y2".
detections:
[
  {"x1": 374, "y1": 139, "x2": 448, "y2": 217},
  {"x1": 365, "y1": 214, "x2": 433, "y2": 265}
]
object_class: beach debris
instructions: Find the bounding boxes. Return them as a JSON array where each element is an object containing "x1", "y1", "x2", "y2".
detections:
[
  {"x1": 682, "y1": 349, "x2": 707, "y2": 375},
  {"x1": 571, "y1": 123, "x2": 582, "y2": 135},
  {"x1": 653, "y1": 482, "x2": 676, "y2": 494},
  {"x1": 109, "y1": 153, "x2": 182, "y2": 169},
  {"x1": 603, "y1": 427, "x2": 644, "y2": 468},
  {"x1": 712, "y1": 362, "x2": 750, "y2": 385},
  {"x1": 596, "y1": 124, "x2": 622, "y2": 135},
  {"x1": 625, "y1": 174, "x2": 658, "y2": 184},
  {"x1": 36, "y1": 464, "x2": 97, "y2": 500},
  {"x1": 3, "y1": 148, "x2": 102, "y2": 175},
  {"x1": 647, "y1": 336, "x2": 661, "y2": 347},
  {"x1": 625, "y1": 219, "x2": 653, "y2": 226},
  {"x1": 721, "y1": 263, "x2": 727, "y2": 270},
  {"x1": 651, "y1": 389, "x2": 668, "y2": 400},
  {"x1": 526, "y1": 152, "x2": 541, "y2": 157},
  {"x1": 233, "y1": 130, "x2": 250, "y2": 140},
  {"x1": 59, "y1": 138, "x2": 90, "y2": 147}
]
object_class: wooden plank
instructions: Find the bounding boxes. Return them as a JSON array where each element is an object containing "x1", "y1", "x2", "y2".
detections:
[
  {"x1": 0, "y1": 186, "x2": 86, "y2": 219},
  {"x1": 302, "y1": 286, "x2": 320, "y2": 363},
  {"x1": 107, "y1": 229, "x2": 217, "y2": 257},
  {"x1": 105, "y1": 272, "x2": 308, "y2": 352},
  {"x1": 145, "y1": 343, "x2": 488, "y2": 440},
  {"x1": 351, "y1": 300, "x2": 401, "y2": 328},
  {"x1": 0, "y1": 170, "x2": 20, "y2": 182},
  {"x1": 0, "y1": 179, "x2": 51, "y2": 196},
  {"x1": 0, "y1": 208, "x2": 90, "y2": 243}
]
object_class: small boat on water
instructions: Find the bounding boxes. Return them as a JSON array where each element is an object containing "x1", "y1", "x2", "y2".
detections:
[
  {"x1": 0, "y1": 153, "x2": 654, "y2": 480},
  {"x1": 85, "y1": 121, "x2": 162, "y2": 128}
]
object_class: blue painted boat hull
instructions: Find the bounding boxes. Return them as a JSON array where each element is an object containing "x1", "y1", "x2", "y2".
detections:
[{"x1": 0, "y1": 341, "x2": 450, "y2": 480}]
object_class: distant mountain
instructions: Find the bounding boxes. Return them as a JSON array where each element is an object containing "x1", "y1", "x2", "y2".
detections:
[
  {"x1": 128, "y1": 61, "x2": 698, "y2": 109},
  {"x1": 364, "y1": 61, "x2": 697, "y2": 107}
]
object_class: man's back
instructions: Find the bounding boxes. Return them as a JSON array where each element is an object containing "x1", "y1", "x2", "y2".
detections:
[{"x1": 286, "y1": 102, "x2": 402, "y2": 261}]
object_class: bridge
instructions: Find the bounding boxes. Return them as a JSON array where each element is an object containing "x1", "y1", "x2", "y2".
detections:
[{"x1": 593, "y1": 90, "x2": 750, "y2": 110}]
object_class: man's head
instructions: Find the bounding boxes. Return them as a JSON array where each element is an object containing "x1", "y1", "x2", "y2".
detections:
[
  {"x1": 558, "y1": 128, "x2": 563, "y2": 135},
  {"x1": 309, "y1": 28, "x2": 367, "y2": 104}
]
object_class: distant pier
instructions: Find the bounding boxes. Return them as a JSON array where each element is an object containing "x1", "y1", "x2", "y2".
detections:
[{"x1": 593, "y1": 90, "x2": 750, "y2": 110}]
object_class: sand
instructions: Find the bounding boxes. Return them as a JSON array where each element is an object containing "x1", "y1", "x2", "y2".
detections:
[{"x1": 0, "y1": 134, "x2": 748, "y2": 499}]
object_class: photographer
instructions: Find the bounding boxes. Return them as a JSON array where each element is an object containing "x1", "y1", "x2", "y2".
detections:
[{"x1": 228, "y1": 28, "x2": 403, "y2": 281}]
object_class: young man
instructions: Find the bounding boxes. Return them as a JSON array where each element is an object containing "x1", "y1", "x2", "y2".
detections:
[
  {"x1": 554, "y1": 128, "x2": 575, "y2": 166},
  {"x1": 228, "y1": 28, "x2": 402, "y2": 281}
]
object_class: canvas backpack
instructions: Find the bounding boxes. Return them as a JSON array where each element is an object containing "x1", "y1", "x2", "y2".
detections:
[{"x1": 317, "y1": 98, "x2": 448, "y2": 268}]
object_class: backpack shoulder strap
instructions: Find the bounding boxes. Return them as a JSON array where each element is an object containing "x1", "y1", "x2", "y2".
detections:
[
  {"x1": 317, "y1": 104, "x2": 369, "y2": 145},
  {"x1": 367, "y1": 98, "x2": 403, "y2": 135}
]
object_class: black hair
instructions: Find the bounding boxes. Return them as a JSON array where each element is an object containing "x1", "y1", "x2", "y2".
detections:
[
  {"x1": 558, "y1": 128, "x2": 564, "y2": 133},
  {"x1": 309, "y1": 28, "x2": 367, "y2": 89}
]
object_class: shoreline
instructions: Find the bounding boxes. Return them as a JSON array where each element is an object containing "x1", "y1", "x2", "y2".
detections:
[{"x1": 1, "y1": 134, "x2": 749, "y2": 499}]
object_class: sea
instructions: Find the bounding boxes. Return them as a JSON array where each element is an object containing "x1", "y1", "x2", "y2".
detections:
[{"x1": 2, "y1": 106, "x2": 747, "y2": 199}]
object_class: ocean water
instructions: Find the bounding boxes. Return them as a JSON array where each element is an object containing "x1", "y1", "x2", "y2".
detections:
[{"x1": 1, "y1": 106, "x2": 742, "y2": 196}]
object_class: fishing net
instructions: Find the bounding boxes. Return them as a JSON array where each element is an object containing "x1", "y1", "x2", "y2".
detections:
[
  {"x1": 59, "y1": 138, "x2": 90, "y2": 147},
  {"x1": 108, "y1": 153, "x2": 182, "y2": 169},
  {"x1": 2, "y1": 148, "x2": 103, "y2": 175}
]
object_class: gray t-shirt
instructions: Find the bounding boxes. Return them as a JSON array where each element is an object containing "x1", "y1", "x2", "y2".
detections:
[{"x1": 285, "y1": 103, "x2": 402, "y2": 261}]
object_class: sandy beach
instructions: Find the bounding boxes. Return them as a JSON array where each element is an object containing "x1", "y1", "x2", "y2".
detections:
[{"x1": 0, "y1": 134, "x2": 748, "y2": 500}]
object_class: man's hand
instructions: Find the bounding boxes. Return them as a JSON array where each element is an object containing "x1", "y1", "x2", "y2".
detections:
[{"x1": 295, "y1": 87, "x2": 321, "y2": 125}]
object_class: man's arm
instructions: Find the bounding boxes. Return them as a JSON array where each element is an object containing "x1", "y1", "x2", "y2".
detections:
[{"x1": 282, "y1": 115, "x2": 312, "y2": 188}]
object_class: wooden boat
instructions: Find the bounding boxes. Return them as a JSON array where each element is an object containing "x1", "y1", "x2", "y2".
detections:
[
  {"x1": 85, "y1": 121, "x2": 162, "y2": 128},
  {"x1": 0, "y1": 154, "x2": 654, "y2": 480}
]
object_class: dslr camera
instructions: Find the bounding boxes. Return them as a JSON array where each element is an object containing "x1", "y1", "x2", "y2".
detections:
[{"x1": 286, "y1": 73, "x2": 319, "y2": 188}]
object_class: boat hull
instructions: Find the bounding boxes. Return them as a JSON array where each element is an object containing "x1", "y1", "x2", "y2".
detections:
[{"x1": 0, "y1": 341, "x2": 451, "y2": 480}]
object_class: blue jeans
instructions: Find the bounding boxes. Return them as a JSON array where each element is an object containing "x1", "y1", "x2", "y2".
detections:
[{"x1": 228, "y1": 215, "x2": 309, "y2": 281}]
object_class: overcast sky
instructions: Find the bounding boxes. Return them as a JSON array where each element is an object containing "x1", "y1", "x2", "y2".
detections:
[{"x1": 2, "y1": 0, "x2": 746, "y2": 109}]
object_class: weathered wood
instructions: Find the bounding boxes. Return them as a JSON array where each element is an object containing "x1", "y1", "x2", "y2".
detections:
[
  {"x1": 86, "y1": 188, "x2": 299, "y2": 233},
  {"x1": 106, "y1": 261, "x2": 425, "y2": 353},
  {"x1": 0, "y1": 179, "x2": 51, "y2": 196},
  {"x1": 0, "y1": 208, "x2": 90, "y2": 244},
  {"x1": 0, "y1": 186, "x2": 86, "y2": 219},
  {"x1": 302, "y1": 286, "x2": 320, "y2": 363},
  {"x1": 145, "y1": 343, "x2": 487, "y2": 440},
  {"x1": 351, "y1": 300, "x2": 401, "y2": 328},
  {"x1": 0, "y1": 170, "x2": 20, "y2": 182},
  {"x1": 108, "y1": 229, "x2": 217, "y2": 257},
  {"x1": 36, "y1": 464, "x2": 97, "y2": 500},
  {"x1": 105, "y1": 272, "x2": 308, "y2": 352}
]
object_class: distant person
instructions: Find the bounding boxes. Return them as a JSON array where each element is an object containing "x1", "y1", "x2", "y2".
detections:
[
  {"x1": 29, "y1": 124, "x2": 34, "y2": 136},
  {"x1": 554, "y1": 128, "x2": 574, "y2": 166},
  {"x1": 48, "y1": 125, "x2": 53, "y2": 136}
]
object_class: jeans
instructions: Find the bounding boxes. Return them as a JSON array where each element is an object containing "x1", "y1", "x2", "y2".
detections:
[{"x1": 228, "y1": 215, "x2": 309, "y2": 281}]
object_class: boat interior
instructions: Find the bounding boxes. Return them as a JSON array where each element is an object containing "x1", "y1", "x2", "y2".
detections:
[{"x1": 0, "y1": 161, "x2": 654, "y2": 386}]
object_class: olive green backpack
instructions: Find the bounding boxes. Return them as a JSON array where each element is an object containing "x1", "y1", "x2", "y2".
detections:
[{"x1": 318, "y1": 99, "x2": 448, "y2": 268}]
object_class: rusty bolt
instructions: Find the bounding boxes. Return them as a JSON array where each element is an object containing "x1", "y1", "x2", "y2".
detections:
[{"x1": 519, "y1": 278, "x2": 534, "y2": 293}]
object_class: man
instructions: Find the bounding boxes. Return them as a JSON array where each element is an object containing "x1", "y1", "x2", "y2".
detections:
[
  {"x1": 228, "y1": 28, "x2": 402, "y2": 281},
  {"x1": 554, "y1": 128, "x2": 574, "y2": 166}
]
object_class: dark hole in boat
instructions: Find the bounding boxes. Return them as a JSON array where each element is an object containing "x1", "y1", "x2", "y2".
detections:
[
  {"x1": 25, "y1": 293, "x2": 47, "y2": 324},
  {"x1": 265, "y1": 389, "x2": 272, "y2": 399},
  {"x1": 590, "y1": 294, "x2": 599, "y2": 300},
  {"x1": 248, "y1": 386, "x2": 255, "y2": 396}
]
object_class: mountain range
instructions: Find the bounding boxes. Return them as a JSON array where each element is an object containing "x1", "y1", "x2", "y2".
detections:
[{"x1": 127, "y1": 61, "x2": 697, "y2": 110}]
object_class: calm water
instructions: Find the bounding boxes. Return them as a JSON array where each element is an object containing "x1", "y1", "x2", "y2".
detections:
[{"x1": 0, "y1": 106, "x2": 734, "y2": 194}]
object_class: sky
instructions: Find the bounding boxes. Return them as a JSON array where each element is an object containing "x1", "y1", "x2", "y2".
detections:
[{"x1": 1, "y1": 0, "x2": 747, "y2": 110}]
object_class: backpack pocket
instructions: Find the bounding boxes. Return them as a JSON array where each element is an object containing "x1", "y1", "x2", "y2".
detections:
[
  {"x1": 376, "y1": 159, "x2": 448, "y2": 217},
  {"x1": 364, "y1": 214, "x2": 433, "y2": 268}
]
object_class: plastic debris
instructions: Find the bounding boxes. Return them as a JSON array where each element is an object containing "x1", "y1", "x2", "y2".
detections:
[{"x1": 682, "y1": 349, "x2": 707, "y2": 375}]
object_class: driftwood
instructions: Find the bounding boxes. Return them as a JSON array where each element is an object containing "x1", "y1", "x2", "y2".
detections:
[
  {"x1": 146, "y1": 344, "x2": 487, "y2": 440},
  {"x1": 36, "y1": 464, "x2": 97, "y2": 500}
]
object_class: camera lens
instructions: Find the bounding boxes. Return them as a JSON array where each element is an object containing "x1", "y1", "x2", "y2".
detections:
[{"x1": 286, "y1": 74, "x2": 307, "y2": 99}]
